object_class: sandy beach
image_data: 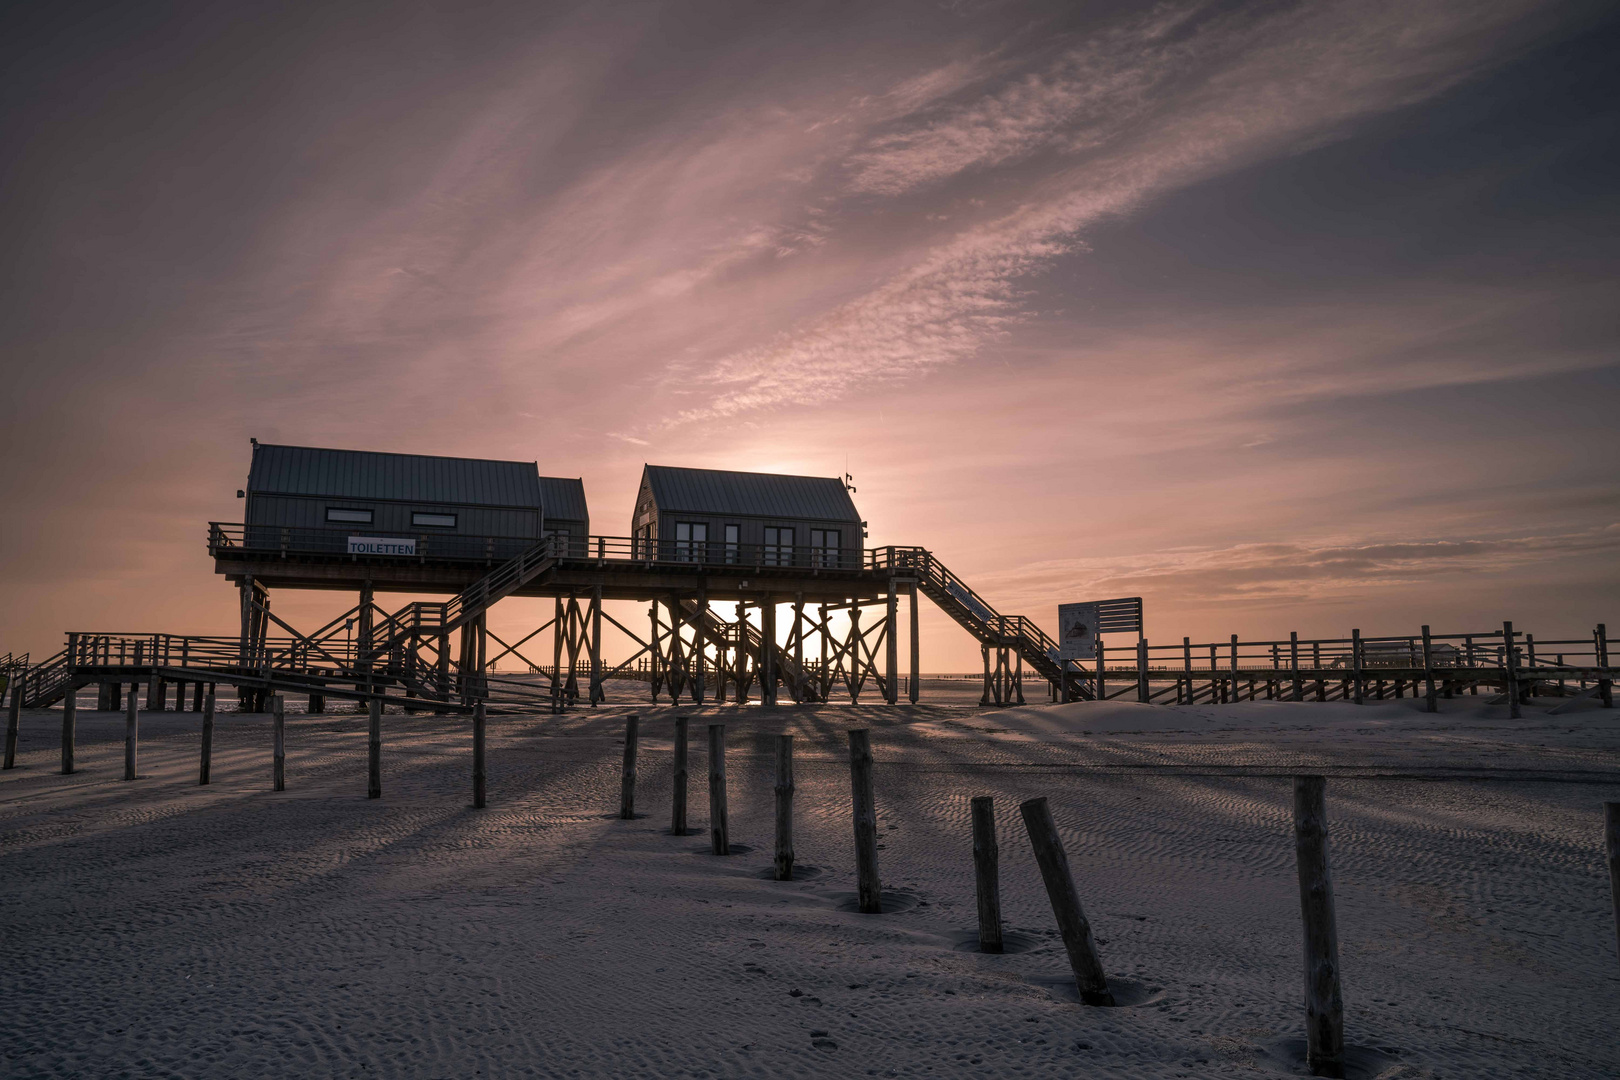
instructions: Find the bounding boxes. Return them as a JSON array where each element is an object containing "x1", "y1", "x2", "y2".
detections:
[{"x1": 2, "y1": 695, "x2": 1617, "y2": 1078}]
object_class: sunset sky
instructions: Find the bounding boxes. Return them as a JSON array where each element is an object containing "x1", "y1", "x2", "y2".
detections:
[{"x1": 3, "y1": 0, "x2": 1616, "y2": 669}]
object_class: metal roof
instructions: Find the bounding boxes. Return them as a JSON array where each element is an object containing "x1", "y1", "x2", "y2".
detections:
[
  {"x1": 642, "y1": 465, "x2": 860, "y2": 522},
  {"x1": 247, "y1": 443, "x2": 543, "y2": 509},
  {"x1": 535, "y1": 476, "x2": 589, "y2": 523}
]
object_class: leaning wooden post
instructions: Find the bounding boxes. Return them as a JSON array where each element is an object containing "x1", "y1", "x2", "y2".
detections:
[
  {"x1": 272, "y1": 694, "x2": 286, "y2": 791},
  {"x1": 1502, "y1": 621, "x2": 1521, "y2": 720},
  {"x1": 124, "y1": 686, "x2": 139, "y2": 781},
  {"x1": 3, "y1": 670, "x2": 21, "y2": 769},
  {"x1": 619, "y1": 713, "x2": 639, "y2": 818},
  {"x1": 61, "y1": 670, "x2": 76, "y2": 775},
  {"x1": 1019, "y1": 796, "x2": 1112, "y2": 1005},
  {"x1": 1294, "y1": 775, "x2": 1345, "y2": 1078},
  {"x1": 971, "y1": 796, "x2": 1003, "y2": 953},
  {"x1": 199, "y1": 689, "x2": 215, "y2": 785},
  {"x1": 774, "y1": 734, "x2": 795, "y2": 881},
  {"x1": 367, "y1": 697, "x2": 382, "y2": 799},
  {"x1": 1421, "y1": 625, "x2": 1437, "y2": 713},
  {"x1": 671, "y1": 715, "x2": 689, "y2": 834},
  {"x1": 707, "y1": 723, "x2": 729, "y2": 854},
  {"x1": 1606, "y1": 802, "x2": 1619, "y2": 966},
  {"x1": 849, "y1": 728, "x2": 882, "y2": 913},
  {"x1": 473, "y1": 701, "x2": 487, "y2": 809}
]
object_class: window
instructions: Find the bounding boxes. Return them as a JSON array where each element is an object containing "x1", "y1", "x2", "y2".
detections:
[
  {"x1": 326, "y1": 507, "x2": 374, "y2": 524},
  {"x1": 764, "y1": 525, "x2": 794, "y2": 566},
  {"x1": 810, "y1": 528, "x2": 841, "y2": 568},
  {"x1": 412, "y1": 512, "x2": 457, "y2": 528},
  {"x1": 724, "y1": 524, "x2": 740, "y2": 564},
  {"x1": 675, "y1": 522, "x2": 707, "y2": 562},
  {"x1": 546, "y1": 527, "x2": 571, "y2": 555}
]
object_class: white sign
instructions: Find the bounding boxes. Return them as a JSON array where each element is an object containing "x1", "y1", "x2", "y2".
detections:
[
  {"x1": 348, "y1": 536, "x2": 417, "y2": 556},
  {"x1": 1057, "y1": 601, "x2": 1098, "y2": 660}
]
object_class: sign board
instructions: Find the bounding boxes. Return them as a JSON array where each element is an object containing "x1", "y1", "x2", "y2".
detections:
[
  {"x1": 1057, "y1": 602, "x2": 1098, "y2": 660},
  {"x1": 348, "y1": 536, "x2": 417, "y2": 557}
]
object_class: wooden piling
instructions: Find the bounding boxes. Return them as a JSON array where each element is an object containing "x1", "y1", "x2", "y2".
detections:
[
  {"x1": 619, "y1": 713, "x2": 638, "y2": 818},
  {"x1": 708, "y1": 723, "x2": 728, "y2": 854},
  {"x1": 1293, "y1": 775, "x2": 1345, "y2": 1078},
  {"x1": 1351, "y1": 630, "x2": 1364, "y2": 706},
  {"x1": 272, "y1": 694, "x2": 286, "y2": 791},
  {"x1": 199, "y1": 690, "x2": 215, "y2": 785},
  {"x1": 1596, "y1": 624, "x2": 1612, "y2": 709},
  {"x1": 849, "y1": 728, "x2": 882, "y2": 914},
  {"x1": 124, "y1": 688, "x2": 138, "y2": 781},
  {"x1": 4, "y1": 670, "x2": 20, "y2": 769},
  {"x1": 971, "y1": 796, "x2": 1003, "y2": 953},
  {"x1": 774, "y1": 734, "x2": 795, "y2": 881},
  {"x1": 473, "y1": 701, "x2": 487, "y2": 809},
  {"x1": 1606, "y1": 802, "x2": 1619, "y2": 966},
  {"x1": 367, "y1": 697, "x2": 381, "y2": 799},
  {"x1": 1019, "y1": 796, "x2": 1112, "y2": 1005},
  {"x1": 1136, "y1": 638, "x2": 1149, "y2": 703},
  {"x1": 908, "y1": 585, "x2": 920, "y2": 704},
  {"x1": 672, "y1": 715, "x2": 689, "y2": 834},
  {"x1": 1421, "y1": 625, "x2": 1437, "y2": 713},
  {"x1": 1502, "y1": 621, "x2": 1521, "y2": 720},
  {"x1": 61, "y1": 677, "x2": 76, "y2": 774}
]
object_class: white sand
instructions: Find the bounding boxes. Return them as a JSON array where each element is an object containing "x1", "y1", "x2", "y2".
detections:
[{"x1": 2, "y1": 695, "x2": 1617, "y2": 1078}]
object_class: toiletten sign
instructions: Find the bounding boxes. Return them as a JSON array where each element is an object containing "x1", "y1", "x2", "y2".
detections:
[
  {"x1": 1056, "y1": 602, "x2": 1098, "y2": 660},
  {"x1": 348, "y1": 536, "x2": 417, "y2": 556}
]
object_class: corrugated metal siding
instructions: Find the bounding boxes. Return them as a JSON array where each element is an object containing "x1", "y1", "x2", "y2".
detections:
[
  {"x1": 247, "y1": 444, "x2": 543, "y2": 509},
  {"x1": 246, "y1": 495, "x2": 541, "y2": 538},
  {"x1": 535, "y1": 476, "x2": 590, "y2": 530},
  {"x1": 643, "y1": 466, "x2": 860, "y2": 522}
]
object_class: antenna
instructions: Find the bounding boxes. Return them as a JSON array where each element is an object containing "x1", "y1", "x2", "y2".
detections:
[{"x1": 844, "y1": 472, "x2": 857, "y2": 494}]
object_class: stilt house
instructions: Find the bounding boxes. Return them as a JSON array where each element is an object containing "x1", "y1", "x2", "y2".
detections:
[{"x1": 630, "y1": 465, "x2": 864, "y2": 568}]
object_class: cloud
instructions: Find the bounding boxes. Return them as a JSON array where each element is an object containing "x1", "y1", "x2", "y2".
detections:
[{"x1": 667, "y1": 0, "x2": 1550, "y2": 426}]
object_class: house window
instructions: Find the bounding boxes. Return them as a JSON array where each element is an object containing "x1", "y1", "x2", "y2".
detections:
[
  {"x1": 675, "y1": 522, "x2": 707, "y2": 562},
  {"x1": 546, "y1": 527, "x2": 571, "y2": 555},
  {"x1": 724, "y1": 524, "x2": 740, "y2": 564},
  {"x1": 810, "y1": 528, "x2": 841, "y2": 568},
  {"x1": 412, "y1": 512, "x2": 458, "y2": 528},
  {"x1": 764, "y1": 525, "x2": 794, "y2": 566},
  {"x1": 326, "y1": 507, "x2": 374, "y2": 524}
]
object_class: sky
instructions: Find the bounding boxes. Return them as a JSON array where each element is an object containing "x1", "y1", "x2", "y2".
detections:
[{"x1": 2, "y1": 0, "x2": 1617, "y2": 670}]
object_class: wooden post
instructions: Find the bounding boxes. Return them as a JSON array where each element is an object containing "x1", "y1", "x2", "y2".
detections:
[
  {"x1": 199, "y1": 689, "x2": 215, "y2": 785},
  {"x1": 1605, "y1": 802, "x2": 1619, "y2": 966},
  {"x1": 590, "y1": 584, "x2": 604, "y2": 706},
  {"x1": 1351, "y1": 630, "x2": 1364, "y2": 706},
  {"x1": 473, "y1": 701, "x2": 487, "y2": 809},
  {"x1": 762, "y1": 600, "x2": 777, "y2": 706},
  {"x1": 908, "y1": 585, "x2": 920, "y2": 704},
  {"x1": 693, "y1": 585, "x2": 706, "y2": 705},
  {"x1": 1230, "y1": 635, "x2": 1240, "y2": 703},
  {"x1": 1294, "y1": 775, "x2": 1345, "y2": 1078},
  {"x1": 1182, "y1": 637, "x2": 1192, "y2": 704},
  {"x1": 1136, "y1": 638, "x2": 1149, "y2": 703},
  {"x1": 774, "y1": 734, "x2": 794, "y2": 881},
  {"x1": 672, "y1": 715, "x2": 689, "y2": 834},
  {"x1": 849, "y1": 728, "x2": 882, "y2": 913},
  {"x1": 1502, "y1": 621, "x2": 1521, "y2": 720},
  {"x1": 272, "y1": 694, "x2": 286, "y2": 791},
  {"x1": 1596, "y1": 624, "x2": 1612, "y2": 709},
  {"x1": 61, "y1": 670, "x2": 76, "y2": 775},
  {"x1": 979, "y1": 643, "x2": 992, "y2": 706},
  {"x1": 971, "y1": 796, "x2": 1003, "y2": 953},
  {"x1": 1421, "y1": 625, "x2": 1437, "y2": 713},
  {"x1": 708, "y1": 723, "x2": 728, "y2": 855},
  {"x1": 619, "y1": 713, "x2": 639, "y2": 818},
  {"x1": 885, "y1": 581, "x2": 899, "y2": 704},
  {"x1": 1019, "y1": 796, "x2": 1112, "y2": 1005},
  {"x1": 367, "y1": 697, "x2": 381, "y2": 799},
  {"x1": 4, "y1": 669, "x2": 21, "y2": 769},
  {"x1": 124, "y1": 686, "x2": 138, "y2": 781},
  {"x1": 1290, "y1": 632, "x2": 1303, "y2": 701}
]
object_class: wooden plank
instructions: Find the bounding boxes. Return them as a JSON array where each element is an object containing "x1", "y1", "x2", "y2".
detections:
[
  {"x1": 1294, "y1": 775, "x2": 1345, "y2": 1078},
  {"x1": 849, "y1": 729, "x2": 882, "y2": 913},
  {"x1": 971, "y1": 796, "x2": 1002, "y2": 953},
  {"x1": 1019, "y1": 796, "x2": 1112, "y2": 1005}
]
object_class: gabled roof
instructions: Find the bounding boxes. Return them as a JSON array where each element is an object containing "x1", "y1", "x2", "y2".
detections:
[
  {"x1": 247, "y1": 443, "x2": 543, "y2": 509},
  {"x1": 535, "y1": 476, "x2": 589, "y2": 523},
  {"x1": 642, "y1": 465, "x2": 860, "y2": 522}
]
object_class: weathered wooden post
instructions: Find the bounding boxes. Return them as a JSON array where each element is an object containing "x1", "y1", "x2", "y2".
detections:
[
  {"x1": 671, "y1": 715, "x2": 689, "y2": 834},
  {"x1": 272, "y1": 694, "x2": 286, "y2": 791},
  {"x1": 1019, "y1": 796, "x2": 1112, "y2": 1005},
  {"x1": 774, "y1": 734, "x2": 795, "y2": 881},
  {"x1": 849, "y1": 728, "x2": 882, "y2": 913},
  {"x1": 124, "y1": 687, "x2": 138, "y2": 781},
  {"x1": 1604, "y1": 802, "x2": 1620, "y2": 966},
  {"x1": 3, "y1": 669, "x2": 21, "y2": 769},
  {"x1": 1421, "y1": 625, "x2": 1438, "y2": 713},
  {"x1": 1290, "y1": 632, "x2": 1303, "y2": 701},
  {"x1": 908, "y1": 584, "x2": 921, "y2": 704},
  {"x1": 473, "y1": 701, "x2": 487, "y2": 809},
  {"x1": 1502, "y1": 621, "x2": 1521, "y2": 720},
  {"x1": 367, "y1": 697, "x2": 382, "y2": 799},
  {"x1": 971, "y1": 796, "x2": 1003, "y2": 953},
  {"x1": 1294, "y1": 775, "x2": 1345, "y2": 1078},
  {"x1": 1351, "y1": 630, "x2": 1364, "y2": 706},
  {"x1": 708, "y1": 723, "x2": 729, "y2": 854},
  {"x1": 619, "y1": 713, "x2": 639, "y2": 818},
  {"x1": 1136, "y1": 638, "x2": 1149, "y2": 703},
  {"x1": 61, "y1": 674, "x2": 76, "y2": 776},
  {"x1": 1595, "y1": 624, "x2": 1611, "y2": 709},
  {"x1": 199, "y1": 690, "x2": 215, "y2": 785}
]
